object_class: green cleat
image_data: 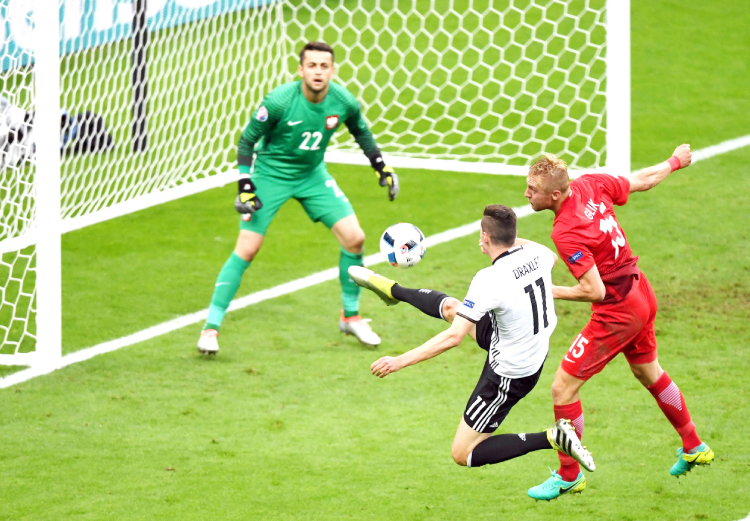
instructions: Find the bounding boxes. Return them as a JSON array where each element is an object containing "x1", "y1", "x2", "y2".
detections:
[
  {"x1": 348, "y1": 266, "x2": 400, "y2": 306},
  {"x1": 670, "y1": 443, "x2": 714, "y2": 476},
  {"x1": 528, "y1": 470, "x2": 586, "y2": 501}
]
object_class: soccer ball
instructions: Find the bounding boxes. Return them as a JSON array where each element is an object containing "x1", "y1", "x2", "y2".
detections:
[{"x1": 380, "y1": 223, "x2": 426, "y2": 269}]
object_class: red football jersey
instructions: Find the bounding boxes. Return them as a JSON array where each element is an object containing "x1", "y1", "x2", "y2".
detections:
[{"x1": 551, "y1": 174, "x2": 640, "y2": 302}]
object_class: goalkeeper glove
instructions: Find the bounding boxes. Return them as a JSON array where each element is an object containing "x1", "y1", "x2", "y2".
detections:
[
  {"x1": 371, "y1": 159, "x2": 399, "y2": 201},
  {"x1": 235, "y1": 176, "x2": 263, "y2": 215},
  {"x1": 368, "y1": 152, "x2": 399, "y2": 201},
  {"x1": 378, "y1": 165, "x2": 399, "y2": 201}
]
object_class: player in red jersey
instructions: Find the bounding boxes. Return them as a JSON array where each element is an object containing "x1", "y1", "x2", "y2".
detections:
[{"x1": 524, "y1": 145, "x2": 714, "y2": 501}]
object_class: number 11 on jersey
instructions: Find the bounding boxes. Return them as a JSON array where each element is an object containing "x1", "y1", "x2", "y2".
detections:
[{"x1": 524, "y1": 277, "x2": 549, "y2": 335}]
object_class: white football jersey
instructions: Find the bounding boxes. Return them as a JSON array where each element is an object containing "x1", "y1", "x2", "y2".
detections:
[{"x1": 457, "y1": 242, "x2": 558, "y2": 378}]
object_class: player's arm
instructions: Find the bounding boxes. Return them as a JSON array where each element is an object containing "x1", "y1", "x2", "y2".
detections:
[
  {"x1": 627, "y1": 144, "x2": 692, "y2": 194},
  {"x1": 552, "y1": 265, "x2": 605, "y2": 302},
  {"x1": 234, "y1": 102, "x2": 280, "y2": 215},
  {"x1": 371, "y1": 316, "x2": 474, "y2": 378},
  {"x1": 344, "y1": 106, "x2": 399, "y2": 201}
]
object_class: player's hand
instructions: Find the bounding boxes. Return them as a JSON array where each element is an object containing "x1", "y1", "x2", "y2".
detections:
[
  {"x1": 378, "y1": 166, "x2": 399, "y2": 201},
  {"x1": 672, "y1": 144, "x2": 692, "y2": 169},
  {"x1": 371, "y1": 356, "x2": 402, "y2": 378},
  {"x1": 235, "y1": 178, "x2": 263, "y2": 215}
]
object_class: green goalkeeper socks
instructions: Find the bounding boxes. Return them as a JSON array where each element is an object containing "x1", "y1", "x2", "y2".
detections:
[
  {"x1": 205, "y1": 252, "x2": 251, "y2": 331},
  {"x1": 340, "y1": 247, "x2": 364, "y2": 318}
]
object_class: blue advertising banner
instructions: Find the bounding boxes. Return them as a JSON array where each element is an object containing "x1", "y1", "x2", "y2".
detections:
[{"x1": 1, "y1": 0, "x2": 272, "y2": 72}]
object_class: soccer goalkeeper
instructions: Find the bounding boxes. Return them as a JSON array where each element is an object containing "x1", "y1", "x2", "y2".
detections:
[{"x1": 198, "y1": 41, "x2": 399, "y2": 354}]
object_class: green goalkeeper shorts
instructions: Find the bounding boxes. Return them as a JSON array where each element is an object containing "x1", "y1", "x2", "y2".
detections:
[{"x1": 239, "y1": 165, "x2": 355, "y2": 236}]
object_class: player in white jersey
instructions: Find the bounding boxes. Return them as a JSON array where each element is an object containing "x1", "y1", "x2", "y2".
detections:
[{"x1": 350, "y1": 205, "x2": 595, "y2": 482}]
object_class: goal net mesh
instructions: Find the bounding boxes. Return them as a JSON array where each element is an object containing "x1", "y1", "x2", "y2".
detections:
[
  {"x1": 0, "y1": 0, "x2": 609, "y2": 364},
  {"x1": 285, "y1": 0, "x2": 607, "y2": 167},
  {"x1": 0, "y1": 5, "x2": 36, "y2": 360}
]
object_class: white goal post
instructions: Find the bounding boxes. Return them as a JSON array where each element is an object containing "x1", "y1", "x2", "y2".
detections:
[{"x1": 0, "y1": 0, "x2": 629, "y2": 368}]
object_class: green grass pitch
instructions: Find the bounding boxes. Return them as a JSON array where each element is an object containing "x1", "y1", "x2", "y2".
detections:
[{"x1": 2, "y1": 0, "x2": 750, "y2": 519}]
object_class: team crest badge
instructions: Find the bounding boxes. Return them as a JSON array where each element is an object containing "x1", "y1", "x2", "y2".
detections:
[
  {"x1": 325, "y1": 115, "x2": 339, "y2": 129},
  {"x1": 256, "y1": 106, "x2": 268, "y2": 122}
]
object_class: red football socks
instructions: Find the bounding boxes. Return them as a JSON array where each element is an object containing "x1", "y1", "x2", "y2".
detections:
[
  {"x1": 554, "y1": 401, "x2": 584, "y2": 482},
  {"x1": 647, "y1": 372, "x2": 702, "y2": 451}
]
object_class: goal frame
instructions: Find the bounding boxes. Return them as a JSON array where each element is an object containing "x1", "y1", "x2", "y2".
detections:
[{"x1": 4, "y1": 0, "x2": 629, "y2": 368}]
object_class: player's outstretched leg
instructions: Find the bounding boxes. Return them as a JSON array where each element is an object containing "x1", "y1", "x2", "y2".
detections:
[
  {"x1": 198, "y1": 252, "x2": 251, "y2": 354},
  {"x1": 465, "y1": 420, "x2": 594, "y2": 471},
  {"x1": 348, "y1": 266, "x2": 456, "y2": 320},
  {"x1": 348, "y1": 266, "x2": 399, "y2": 306},
  {"x1": 453, "y1": 415, "x2": 592, "y2": 501}
]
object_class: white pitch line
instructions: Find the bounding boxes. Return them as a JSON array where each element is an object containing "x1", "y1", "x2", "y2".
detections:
[
  {"x1": 0, "y1": 205, "x2": 531, "y2": 389},
  {"x1": 1, "y1": 134, "x2": 748, "y2": 389}
]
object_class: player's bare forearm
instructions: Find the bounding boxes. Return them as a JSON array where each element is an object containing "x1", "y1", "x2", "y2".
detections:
[
  {"x1": 628, "y1": 144, "x2": 692, "y2": 193},
  {"x1": 371, "y1": 318, "x2": 473, "y2": 378},
  {"x1": 552, "y1": 266, "x2": 605, "y2": 302},
  {"x1": 627, "y1": 162, "x2": 671, "y2": 193},
  {"x1": 370, "y1": 330, "x2": 462, "y2": 378},
  {"x1": 403, "y1": 330, "x2": 463, "y2": 366},
  {"x1": 552, "y1": 284, "x2": 603, "y2": 302}
]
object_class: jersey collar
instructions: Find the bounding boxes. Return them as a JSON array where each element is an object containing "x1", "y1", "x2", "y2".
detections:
[
  {"x1": 492, "y1": 245, "x2": 523, "y2": 265},
  {"x1": 554, "y1": 187, "x2": 576, "y2": 222}
]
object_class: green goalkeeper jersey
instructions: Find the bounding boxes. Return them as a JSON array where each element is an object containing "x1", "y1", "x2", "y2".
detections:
[{"x1": 237, "y1": 80, "x2": 379, "y2": 180}]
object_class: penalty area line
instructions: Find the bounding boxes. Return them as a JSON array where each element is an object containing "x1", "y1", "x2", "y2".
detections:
[
  {"x1": 1, "y1": 132, "x2": 749, "y2": 389},
  {"x1": 0, "y1": 205, "x2": 532, "y2": 389}
]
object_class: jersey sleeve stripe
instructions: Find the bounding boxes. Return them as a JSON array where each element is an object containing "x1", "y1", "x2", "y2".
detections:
[{"x1": 456, "y1": 312, "x2": 478, "y2": 323}]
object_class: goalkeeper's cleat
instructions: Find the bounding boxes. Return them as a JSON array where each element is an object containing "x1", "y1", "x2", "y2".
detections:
[
  {"x1": 197, "y1": 329, "x2": 219, "y2": 354},
  {"x1": 347, "y1": 266, "x2": 399, "y2": 306},
  {"x1": 546, "y1": 419, "x2": 596, "y2": 472},
  {"x1": 527, "y1": 470, "x2": 586, "y2": 501},
  {"x1": 339, "y1": 312, "x2": 381, "y2": 347},
  {"x1": 670, "y1": 443, "x2": 714, "y2": 476}
]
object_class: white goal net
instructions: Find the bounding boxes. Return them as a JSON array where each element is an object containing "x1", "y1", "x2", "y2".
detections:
[
  {"x1": 0, "y1": 6, "x2": 37, "y2": 365},
  {"x1": 286, "y1": 0, "x2": 614, "y2": 172},
  {"x1": 0, "y1": 0, "x2": 628, "y2": 367}
]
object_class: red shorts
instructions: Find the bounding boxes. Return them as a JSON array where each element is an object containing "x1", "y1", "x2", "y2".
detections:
[{"x1": 561, "y1": 272, "x2": 658, "y2": 381}]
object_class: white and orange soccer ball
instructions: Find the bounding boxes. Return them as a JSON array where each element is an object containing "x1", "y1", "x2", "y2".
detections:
[{"x1": 379, "y1": 223, "x2": 426, "y2": 269}]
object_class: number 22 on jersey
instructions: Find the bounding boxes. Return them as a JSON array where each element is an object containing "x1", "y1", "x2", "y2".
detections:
[{"x1": 299, "y1": 131, "x2": 322, "y2": 151}]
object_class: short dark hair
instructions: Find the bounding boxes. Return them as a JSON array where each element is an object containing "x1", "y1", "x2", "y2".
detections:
[
  {"x1": 481, "y1": 205, "x2": 517, "y2": 246},
  {"x1": 299, "y1": 41, "x2": 335, "y2": 65}
]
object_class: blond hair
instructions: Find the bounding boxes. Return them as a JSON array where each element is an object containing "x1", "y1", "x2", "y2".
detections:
[{"x1": 528, "y1": 154, "x2": 570, "y2": 193}]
